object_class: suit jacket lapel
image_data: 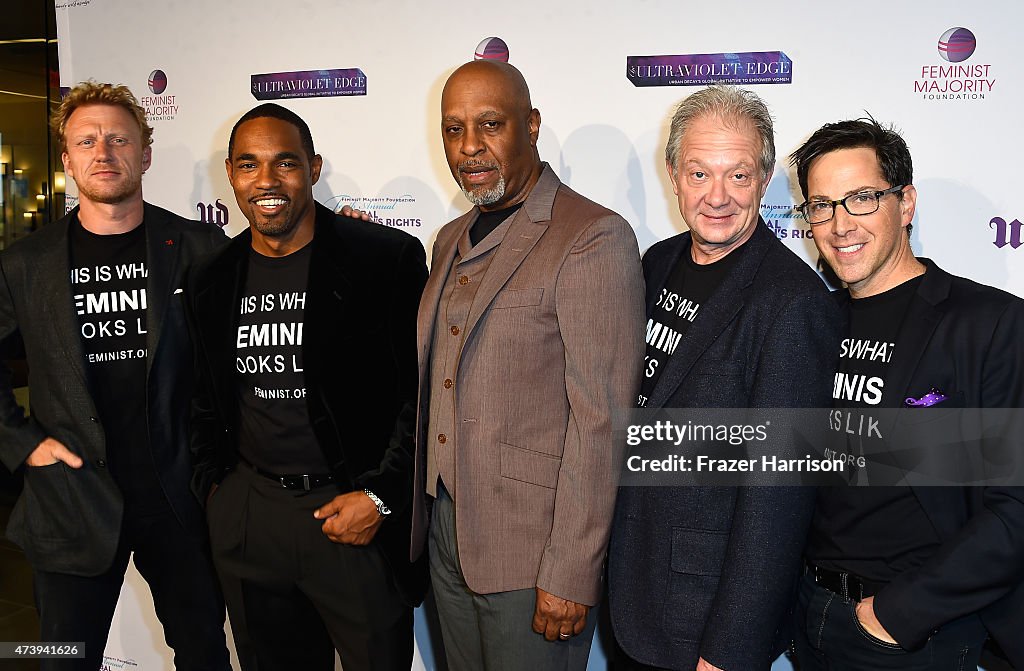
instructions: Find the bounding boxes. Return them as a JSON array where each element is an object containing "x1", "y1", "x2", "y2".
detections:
[
  {"x1": 886, "y1": 259, "x2": 949, "y2": 406},
  {"x1": 194, "y1": 230, "x2": 249, "y2": 403},
  {"x1": 880, "y1": 261, "x2": 957, "y2": 519},
  {"x1": 417, "y1": 212, "x2": 472, "y2": 375},
  {"x1": 143, "y1": 204, "x2": 181, "y2": 375},
  {"x1": 306, "y1": 204, "x2": 355, "y2": 358},
  {"x1": 645, "y1": 222, "x2": 772, "y2": 410},
  {"x1": 38, "y1": 214, "x2": 91, "y2": 391},
  {"x1": 461, "y1": 165, "x2": 557, "y2": 341}
]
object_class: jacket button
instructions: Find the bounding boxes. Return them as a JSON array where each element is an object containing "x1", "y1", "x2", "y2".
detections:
[
  {"x1": 438, "y1": 434, "x2": 447, "y2": 444},
  {"x1": 450, "y1": 325, "x2": 460, "y2": 336},
  {"x1": 458, "y1": 275, "x2": 470, "y2": 285},
  {"x1": 444, "y1": 379, "x2": 453, "y2": 389},
  {"x1": 96, "y1": 459, "x2": 107, "y2": 468},
  {"x1": 89, "y1": 417, "x2": 99, "y2": 423}
]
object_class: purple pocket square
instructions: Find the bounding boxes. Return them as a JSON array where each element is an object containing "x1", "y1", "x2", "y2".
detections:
[{"x1": 904, "y1": 388, "x2": 949, "y2": 407}]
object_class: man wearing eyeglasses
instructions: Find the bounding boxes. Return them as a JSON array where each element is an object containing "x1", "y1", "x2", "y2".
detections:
[{"x1": 790, "y1": 117, "x2": 1024, "y2": 670}]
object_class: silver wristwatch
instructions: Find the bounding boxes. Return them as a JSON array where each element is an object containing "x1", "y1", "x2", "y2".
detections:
[{"x1": 363, "y1": 489, "x2": 391, "y2": 517}]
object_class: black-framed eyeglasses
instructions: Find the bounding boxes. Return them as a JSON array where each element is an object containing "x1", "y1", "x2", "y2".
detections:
[{"x1": 798, "y1": 185, "x2": 906, "y2": 225}]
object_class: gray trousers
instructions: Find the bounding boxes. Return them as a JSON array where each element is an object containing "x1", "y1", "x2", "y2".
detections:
[{"x1": 429, "y1": 485, "x2": 597, "y2": 671}]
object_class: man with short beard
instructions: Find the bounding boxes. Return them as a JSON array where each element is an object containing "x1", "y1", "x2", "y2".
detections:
[
  {"x1": 0, "y1": 81, "x2": 230, "y2": 671},
  {"x1": 185, "y1": 103, "x2": 428, "y2": 671},
  {"x1": 410, "y1": 59, "x2": 645, "y2": 670}
]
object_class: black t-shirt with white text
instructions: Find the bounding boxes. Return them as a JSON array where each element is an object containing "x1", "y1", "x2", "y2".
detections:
[
  {"x1": 69, "y1": 217, "x2": 162, "y2": 507},
  {"x1": 236, "y1": 244, "x2": 327, "y2": 474},
  {"x1": 808, "y1": 273, "x2": 942, "y2": 582},
  {"x1": 638, "y1": 242, "x2": 745, "y2": 407}
]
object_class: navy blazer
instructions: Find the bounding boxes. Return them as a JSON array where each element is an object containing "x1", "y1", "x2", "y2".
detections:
[
  {"x1": 0, "y1": 204, "x2": 225, "y2": 575},
  {"x1": 861, "y1": 259, "x2": 1024, "y2": 667},
  {"x1": 609, "y1": 220, "x2": 841, "y2": 670},
  {"x1": 184, "y1": 203, "x2": 429, "y2": 607}
]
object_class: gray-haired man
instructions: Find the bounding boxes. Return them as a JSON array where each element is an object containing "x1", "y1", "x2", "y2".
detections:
[{"x1": 608, "y1": 85, "x2": 841, "y2": 671}]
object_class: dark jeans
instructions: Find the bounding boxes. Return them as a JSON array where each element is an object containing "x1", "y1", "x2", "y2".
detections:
[
  {"x1": 33, "y1": 504, "x2": 230, "y2": 671},
  {"x1": 793, "y1": 572, "x2": 986, "y2": 671}
]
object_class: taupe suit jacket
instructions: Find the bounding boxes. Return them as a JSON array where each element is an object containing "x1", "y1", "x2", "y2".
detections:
[{"x1": 411, "y1": 165, "x2": 645, "y2": 605}]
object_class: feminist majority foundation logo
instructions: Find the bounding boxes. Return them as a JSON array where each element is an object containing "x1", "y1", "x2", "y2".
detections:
[
  {"x1": 914, "y1": 27, "x2": 994, "y2": 102},
  {"x1": 938, "y1": 27, "x2": 976, "y2": 62},
  {"x1": 140, "y1": 68, "x2": 178, "y2": 122},
  {"x1": 475, "y1": 37, "x2": 509, "y2": 62},
  {"x1": 147, "y1": 70, "x2": 167, "y2": 94}
]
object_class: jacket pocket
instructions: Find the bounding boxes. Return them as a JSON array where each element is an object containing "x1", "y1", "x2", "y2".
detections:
[
  {"x1": 21, "y1": 463, "x2": 85, "y2": 542},
  {"x1": 500, "y1": 442, "x2": 560, "y2": 489},
  {"x1": 491, "y1": 287, "x2": 544, "y2": 309},
  {"x1": 664, "y1": 527, "x2": 728, "y2": 640},
  {"x1": 670, "y1": 526, "x2": 729, "y2": 576}
]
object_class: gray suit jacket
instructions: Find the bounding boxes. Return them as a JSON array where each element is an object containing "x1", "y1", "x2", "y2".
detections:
[
  {"x1": 410, "y1": 165, "x2": 645, "y2": 605},
  {"x1": 0, "y1": 203, "x2": 225, "y2": 575}
]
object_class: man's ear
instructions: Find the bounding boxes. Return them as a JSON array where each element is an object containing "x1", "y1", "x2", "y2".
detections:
[
  {"x1": 310, "y1": 154, "x2": 323, "y2": 185},
  {"x1": 665, "y1": 160, "x2": 680, "y2": 196},
  {"x1": 900, "y1": 184, "x2": 918, "y2": 227},
  {"x1": 759, "y1": 165, "x2": 775, "y2": 199},
  {"x1": 528, "y1": 108, "x2": 541, "y2": 147}
]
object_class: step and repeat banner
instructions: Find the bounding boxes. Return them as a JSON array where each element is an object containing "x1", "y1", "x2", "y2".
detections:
[{"x1": 53, "y1": 0, "x2": 1022, "y2": 669}]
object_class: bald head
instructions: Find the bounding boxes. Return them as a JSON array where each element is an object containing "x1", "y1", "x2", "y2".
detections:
[
  {"x1": 442, "y1": 60, "x2": 533, "y2": 114},
  {"x1": 440, "y1": 60, "x2": 542, "y2": 211}
]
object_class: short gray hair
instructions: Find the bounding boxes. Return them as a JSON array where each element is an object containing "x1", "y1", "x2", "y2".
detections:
[{"x1": 665, "y1": 84, "x2": 775, "y2": 179}]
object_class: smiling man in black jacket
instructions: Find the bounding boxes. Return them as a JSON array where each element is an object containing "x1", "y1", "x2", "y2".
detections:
[
  {"x1": 185, "y1": 103, "x2": 427, "y2": 671},
  {"x1": 790, "y1": 117, "x2": 1024, "y2": 671}
]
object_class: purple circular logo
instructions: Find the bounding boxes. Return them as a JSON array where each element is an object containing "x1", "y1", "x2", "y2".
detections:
[
  {"x1": 937, "y1": 27, "x2": 976, "y2": 63},
  {"x1": 474, "y1": 37, "x2": 509, "y2": 62},
  {"x1": 148, "y1": 69, "x2": 168, "y2": 94}
]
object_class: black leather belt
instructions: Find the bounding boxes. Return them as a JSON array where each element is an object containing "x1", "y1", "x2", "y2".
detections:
[
  {"x1": 807, "y1": 562, "x2": 886, "y2": 600},
  {"x1": 247, "y1": 463, "x2": 335, "y2": 491}
]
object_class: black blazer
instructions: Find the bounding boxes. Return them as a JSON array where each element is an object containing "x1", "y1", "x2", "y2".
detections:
[
  {"x1": 0, "y1": 203, "x2": 225, "y2": 575},
  {"x1": 609, "y1": 221, "x2": 842, "y2": 670},
  {"x1": 184, "y1": 203, "x2": 428, "y2": 606},
  {"x1": 861, "y1": 259, "x2": 1024, "y2": 667}
]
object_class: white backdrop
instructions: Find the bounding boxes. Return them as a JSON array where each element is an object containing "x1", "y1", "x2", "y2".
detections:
[{"x1": 53, "y1": 0, "x2": 1023, "y2": 669}]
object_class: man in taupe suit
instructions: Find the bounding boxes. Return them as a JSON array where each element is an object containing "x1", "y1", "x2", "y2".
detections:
[{"x1": 410, "y1": 59, "x2": 645, "y2": 669}]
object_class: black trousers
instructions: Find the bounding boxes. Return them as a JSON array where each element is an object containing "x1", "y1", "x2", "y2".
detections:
[
  {"x1": 793, "y1": 573, "x2": 987, "y2": 671},
  {"x1": 32, "y1": 503, "x2": 230, "y2": 671},
  {"x1": 208, "y1": 463, "x2": 412, "y2": 671}
]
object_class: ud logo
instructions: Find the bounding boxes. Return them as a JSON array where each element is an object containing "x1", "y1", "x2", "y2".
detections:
[
  {"x1": 197, "y1": 199, "x2": 229, "y2": 228},
  {"x1": 990, "y1": 216, "x2": 1023, "y2": 249}
]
